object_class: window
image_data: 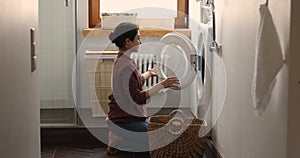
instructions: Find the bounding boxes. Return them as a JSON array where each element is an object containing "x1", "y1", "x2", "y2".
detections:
[{"x1": 89, "y1": 0, "x2": 188, "y2": 28}]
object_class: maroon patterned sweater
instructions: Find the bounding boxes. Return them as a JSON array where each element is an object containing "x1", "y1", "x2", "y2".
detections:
[{"x1": 107, "y1": 52, "x2": 147, "y2": 123}]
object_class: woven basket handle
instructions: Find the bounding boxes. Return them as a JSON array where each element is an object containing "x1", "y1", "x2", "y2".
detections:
[
  {"x1": 167, "y1": 109, "x2": 186, "y2": 135},
  {"x1": 167, "y1": 117, "x2": 186, "y2": 135},
  {"x1": 169, "y1": 109, "x2": 185, "y2": 120}
]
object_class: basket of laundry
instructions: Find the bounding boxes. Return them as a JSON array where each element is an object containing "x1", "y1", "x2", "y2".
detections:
[{"x1": 147, "y1": 109, "x2": 207, "y2": 158}]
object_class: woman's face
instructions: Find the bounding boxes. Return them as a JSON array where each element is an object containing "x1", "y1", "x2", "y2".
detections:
[{"x1": 127, "y1": 31, "x2": 141, "y2": 52}]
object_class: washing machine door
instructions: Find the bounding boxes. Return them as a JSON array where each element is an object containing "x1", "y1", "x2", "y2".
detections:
[{"x1": 156, "y1": 32, "x2": 197, "y2": 89}]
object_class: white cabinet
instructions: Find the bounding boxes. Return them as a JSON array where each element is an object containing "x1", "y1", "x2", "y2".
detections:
[{"x1": 85, "y1": 50, "x2": 117, "y2": 117}]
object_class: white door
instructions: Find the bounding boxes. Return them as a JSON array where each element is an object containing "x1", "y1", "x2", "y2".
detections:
[{"x1": 0, "y1": 0, "x2": 40, "y2": 158}]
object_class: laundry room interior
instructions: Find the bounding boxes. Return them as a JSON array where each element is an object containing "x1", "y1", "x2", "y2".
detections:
[{"x1": 2, "y1": 0, "x2": 298, "y2": 157}]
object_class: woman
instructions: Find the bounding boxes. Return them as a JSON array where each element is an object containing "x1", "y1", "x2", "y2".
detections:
[{"x1": 106, "y1": 22, "x2": 179, "y2": 155}]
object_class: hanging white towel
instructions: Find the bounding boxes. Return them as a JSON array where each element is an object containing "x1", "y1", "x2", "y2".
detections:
[{"x1": 251, "y1": 4, "x2": 284, "y2": 117}]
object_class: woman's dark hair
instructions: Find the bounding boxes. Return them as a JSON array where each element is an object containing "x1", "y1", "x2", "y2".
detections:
[{"x1": 109, "y1": 22, "x2": 139, "y2": 48}]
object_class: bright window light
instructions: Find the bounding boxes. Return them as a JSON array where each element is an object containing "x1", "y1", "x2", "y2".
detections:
[{"x1": 100, "y1": 0, "x2": 177, "y2": 18}]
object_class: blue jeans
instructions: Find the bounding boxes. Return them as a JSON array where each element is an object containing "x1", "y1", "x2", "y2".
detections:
[{"x1": 107, "y1": 121, "x2": 149, "y2": 152}]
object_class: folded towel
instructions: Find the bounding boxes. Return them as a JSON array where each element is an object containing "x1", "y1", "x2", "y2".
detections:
[{"x1": 251, "y1": 4, "x2": 284, "y2": 117}]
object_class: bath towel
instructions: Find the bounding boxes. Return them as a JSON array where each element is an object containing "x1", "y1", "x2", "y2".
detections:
[{"x1": 251, "y1": 4, "x2": 284, "y2": 117}]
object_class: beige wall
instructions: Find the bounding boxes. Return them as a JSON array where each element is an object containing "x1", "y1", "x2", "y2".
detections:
[{"x1": 211, "y1": 0, "x2": 290, "y2": 158}]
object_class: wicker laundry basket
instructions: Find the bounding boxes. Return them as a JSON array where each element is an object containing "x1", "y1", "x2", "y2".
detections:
[{"x1": 148, "y1": 109, "x2": 207, "y2": 158}]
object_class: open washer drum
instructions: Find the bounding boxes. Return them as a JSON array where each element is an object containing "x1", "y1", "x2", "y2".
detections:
[{"x1": 156, "y1": 32, "x2": 198, "y2": 90}]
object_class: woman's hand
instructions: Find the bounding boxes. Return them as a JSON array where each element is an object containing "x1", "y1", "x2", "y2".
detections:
[
  {"x1": 161, "y1": 76, "x2": 180, "y2": 89},
  {"x1": 142, "y1": 67, "x2": 157, "y2": 80},
  {"x1": 148, "y1": 67, "x2": 157, "y2": 77},
  {"x1": 146, "y1": 76, "x2": 180, "y2": 98}
]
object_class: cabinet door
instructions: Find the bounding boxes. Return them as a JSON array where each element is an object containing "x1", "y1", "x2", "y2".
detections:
[
  {"x1": 0, "y1": 0, "x2": 39, "y2": 157},
  {"x1": 88, "y1": 58, "x2": 114, "y2": 117}
]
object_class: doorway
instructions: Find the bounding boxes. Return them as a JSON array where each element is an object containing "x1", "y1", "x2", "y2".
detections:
[{"x1": 39, "y1": 0, "x2": 78, "y2": 126}]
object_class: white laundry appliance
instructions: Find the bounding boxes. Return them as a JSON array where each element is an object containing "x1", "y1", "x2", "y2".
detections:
[
  {"x1": 196, "y1": 23, "x2": 213, "y2": 130},
  {"x1": 134, "y1": 32, "x2": 198, "y2": 116},
  {"x1": 195, "y1": 23, "x2": 227, "y2": 132}
]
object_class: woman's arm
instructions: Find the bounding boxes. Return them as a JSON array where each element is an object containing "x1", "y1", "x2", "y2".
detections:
[{"x1": 145, "y1": 76, "x2": 180, "y2": 98}]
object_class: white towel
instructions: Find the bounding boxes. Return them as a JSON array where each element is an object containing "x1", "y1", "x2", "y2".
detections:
[{"x1": 251, "y1": 4, "x2": 284, "y2": 117}]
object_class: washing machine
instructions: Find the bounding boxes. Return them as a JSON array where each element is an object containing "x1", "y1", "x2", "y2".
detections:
[
  {"x1": 196, "y1": 22, "x2": 227, "y2": 133},
  {"x1": 195, "y1": 23, "x2": 213, "y2": 130},
  {"x1": 138, "y1": 30, "x2": 211, "y2": 118},
  {"x1": 138, "y1": 32, "x2": 197, "y2": 115},
  {"x1": 152, "y1": 28, "x2": 213, "y2": 118},
  {"x1": 158, "y1": 32, "x2": 197, "y2": 89}
]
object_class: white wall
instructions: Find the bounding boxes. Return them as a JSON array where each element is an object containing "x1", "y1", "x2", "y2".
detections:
[
  {"x1": 39, "y1": 0, "x2": 75, "y2": 109},
  {"x1": 210, "y1": 0, "x2": 290, "y2": 158}
]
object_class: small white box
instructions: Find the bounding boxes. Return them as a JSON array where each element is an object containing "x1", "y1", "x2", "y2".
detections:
[
  {"x1": 137, "y1": 18, "x2": 175, "y2": 30},
  {"x1": 101, "y1": 13, "x2": 137, "y2": 30}
]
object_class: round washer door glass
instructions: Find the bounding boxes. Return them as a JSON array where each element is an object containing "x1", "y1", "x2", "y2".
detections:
[{"x1": 157, "y1": 32, "x2": 197, "y2": 89}]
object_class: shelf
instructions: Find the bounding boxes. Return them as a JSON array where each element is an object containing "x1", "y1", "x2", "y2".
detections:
[
  {"x1": 83, "y1": 28, "x2": 191, "y2": 38},
  {"x1": 85, "y1": 50, "x2": 118, "y2": 59},
  {"x1": 85, "y1": 50, "x2": 118, "y2": 55}
]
